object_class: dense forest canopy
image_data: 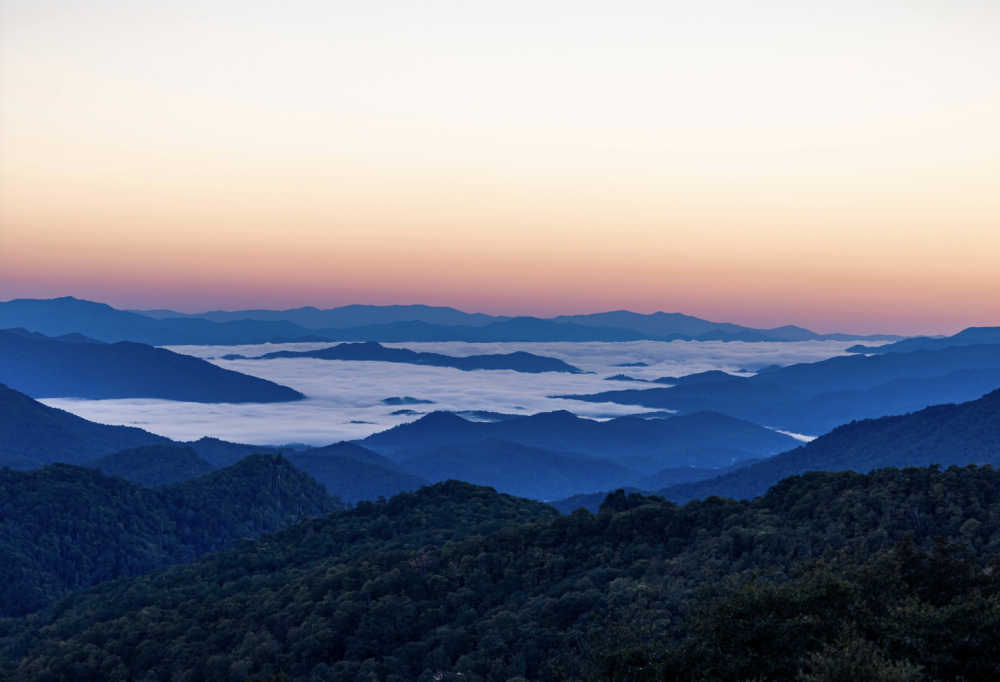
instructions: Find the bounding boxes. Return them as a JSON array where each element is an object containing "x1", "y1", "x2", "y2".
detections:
[
  {"x1": 87, "y1": 443, "x2": 217, "y2": 487},
  {"x1": 3, "y1": 466, "x2": 1000, "y2": 680},
  {"x1": 0, "y1": 455, "x2": 340, "y2": 617}
]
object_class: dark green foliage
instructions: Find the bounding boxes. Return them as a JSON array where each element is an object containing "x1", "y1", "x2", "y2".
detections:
[
  {"x1": 0, "y1": 330, "x2": 304, "y2": 402},
  {"x1": 661, "y1": 387, "x2": 1000, "y2": 503},
  {"x1": 0, "y1": 455, "x2": 340, "y2": 618},
  {"x1": 87, "y1": 443, "x2": 216, "y2": 486},
  {"x1": 4, "y1": 466, "x2": 1000, "y2": 680},
  {"x1": 0, "y1": 382, "x2": 166, "y2": 466},
  {"x1": 548, "y1": 487, "x2": 648, "y2": 514}
]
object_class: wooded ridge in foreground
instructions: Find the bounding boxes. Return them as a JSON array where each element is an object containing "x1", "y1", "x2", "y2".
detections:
[
  {"x1": 0, "y1": 455, "x2": 340, "y2": 618},
  {"x1": 3, "y1": 466, "x2": 1000, "y2": 681}
]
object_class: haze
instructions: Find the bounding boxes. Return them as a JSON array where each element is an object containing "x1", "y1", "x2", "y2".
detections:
[{"x1": 2, "y1": 1, "x2": 999, "y2": 335}]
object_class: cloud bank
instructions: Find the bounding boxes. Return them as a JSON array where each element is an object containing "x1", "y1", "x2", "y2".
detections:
[{"x1": 41, "y1": 340, "x2": 855, "y2": 446}]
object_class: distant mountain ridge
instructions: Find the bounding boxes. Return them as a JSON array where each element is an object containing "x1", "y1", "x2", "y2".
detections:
[
  {"x1": 359, "y1": 409, "x2": 799, "y2": 471},
  {"x1": 0, "y1": 297, "x2": 325, "y2": 345},
  {"x1": 0, "y1": 383, "x2": 430, "y2": 504},
  {"x1": 657, "y1": 386, "x2": 1000, "y2": 504},
  {"x1": 137, "y1": 303, "x2": 506, "y2": 328},
  {"x1": 560, "y1": 343, "x2": 1000, "y2": 434},
  {"x1": 0, "y1": 329, "x2": 304, "y2": 402},
  {"x1": 2, "y1": 297, "x2": 901, "y2": 345},
  {"x1": 849, "y1": 325, "x2": 1000, "y2": 354},
  {"x1": 397, "y1": 438, "x2": 638, "y2": 500},
  {"x1": 228, "y1": 341, "x2": 585, "y2": 373},
  {"x1": 0, "y1": 382, "x2": 169, "y2": 468}
]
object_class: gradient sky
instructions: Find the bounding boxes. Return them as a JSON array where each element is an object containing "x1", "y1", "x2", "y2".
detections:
[{"x1": 1, "y1": 1, "x2": 998, "y2": 335}]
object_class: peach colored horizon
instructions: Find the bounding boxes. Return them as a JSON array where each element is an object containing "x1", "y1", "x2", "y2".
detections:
[{"x1": 2, "y1": 2, "x2": 998, "y2": 338}]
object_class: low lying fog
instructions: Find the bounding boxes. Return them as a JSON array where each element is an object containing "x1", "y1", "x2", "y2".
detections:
[{"x1": 42, "y1": 340, "x2": 860, "y2": 446}]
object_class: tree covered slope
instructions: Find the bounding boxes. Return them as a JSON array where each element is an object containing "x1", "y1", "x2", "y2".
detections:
[
  {"x1": 0, "y1": 455, "x2": 339, "y2": 617},
  {"x1": 87, "y1": 443, "x2": 217, "y2": 487},
  {"x1": 2, "y1": 467, "x2": 1000, "y2": 680}
]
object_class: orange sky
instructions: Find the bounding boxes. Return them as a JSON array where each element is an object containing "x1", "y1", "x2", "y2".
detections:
[{"x1": 2, "y1": 1, "x2": 999, "y2": 335}]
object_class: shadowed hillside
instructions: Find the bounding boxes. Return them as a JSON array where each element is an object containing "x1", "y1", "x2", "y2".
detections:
[
  {"x1": 0, "y1": 330, "x2": 305, "y2": 402},
  {"x1": 0, "y1": 382, "x2": 167, "y2": 468},
  {"x1": 659, "y1": 387, "x2": 1000, "y2": 503}
]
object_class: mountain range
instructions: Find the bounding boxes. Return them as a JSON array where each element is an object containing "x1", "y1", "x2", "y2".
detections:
[
  {"x1": 560, "y1": 342, "x2": 1000, "y2": 434},
  {"x1": 0, "y1": 383, "x2": 419, "y2": 503},
  {"x1": 359, "y1": 409, "x2": 799, "y2": 472},
  {"x1": 0, "y1": 379, "x2": 798, "y2": 502},
  {"x1": 0, "y1": 296, "x2": 901, "y2": 346},
  {"x1": 849, "y1": 324, "x2": 1000, "y2": 354},
  {"x1": 655, "y1": 386, "x2": 1000, "y2": 504},
  {"x1": 550, "y1": 384, "x2": 1000, "y2": 512}
]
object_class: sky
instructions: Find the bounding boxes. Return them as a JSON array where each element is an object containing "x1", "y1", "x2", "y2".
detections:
[{"x1": 1, "y1": 1, "x2": 999, "y2": 335}]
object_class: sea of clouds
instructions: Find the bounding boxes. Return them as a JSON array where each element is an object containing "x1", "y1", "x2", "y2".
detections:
[{"x1": 41, "y1": 340, "x2": 862, "y2": 446}]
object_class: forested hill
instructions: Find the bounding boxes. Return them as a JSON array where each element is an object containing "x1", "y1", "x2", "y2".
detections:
[
  {"x1": 2, "y1": 467, "x2": 1000, "y2": 680},
  {"x1": 0, "y1": 382, "x2": 167, "y2": 468},
  {"x1": 659, "y1": 386, "x2": 1000, "y2": 503},
  {"x1": 0, "y1": 330, "x2": 304, "y2": 402},
  {"x1": 0, "y1": 455, "x2": 340, "y2": 618},
  {"x1": 87, "y1": 443, "x2": 216, "y2": 486}
]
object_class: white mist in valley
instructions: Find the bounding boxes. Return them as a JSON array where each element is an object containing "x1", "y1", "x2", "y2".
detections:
[{"x1": 41, "y1": 340, "x2": 862, "y2": 446}]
